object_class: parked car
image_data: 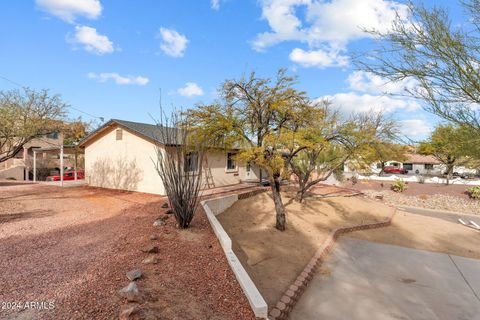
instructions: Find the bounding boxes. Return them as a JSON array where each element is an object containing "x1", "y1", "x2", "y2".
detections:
[
  {"x1": 46, "y1": 170, "x2": 84, "y2": 181},
  {"x1": 383, "y1": 166, "x2": 408, "y2": 174}
]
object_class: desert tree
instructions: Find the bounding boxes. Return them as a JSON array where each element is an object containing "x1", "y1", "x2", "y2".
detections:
[
  {"x1": 153, "y1": 112, "x2": 205, "y2": 229},
  {"x1": 0, "y1": 88, "x2": 67, "y2": 163},
  {"x1": 418, "y1": 124, "x2": 473, "y2": 184},
  {"x1": 356, "y1": 1, "x2": 480, "y2": 131},
  {"x1": 289, "y1": 111, "x2": 400, "y2": 201},
  {"x1": 185, "y1": 69, "x2": 318, "y2": 231}
]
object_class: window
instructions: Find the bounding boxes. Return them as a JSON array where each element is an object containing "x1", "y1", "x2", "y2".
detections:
[
  {"x1": 246, "y1": 162, "x2": 251, "y2": 172},
  {"x1": 116, "y1": 129, "x2": 123, "y2": 140},
  {"x1": 226, "y1": 152, "x2": 237, "y2": 171},
  {"x1": 46, "y1": 132, "x2": 59, "y2": 139},
  {"x1": 403, "y1": 163, "x2": 413, "y2": 170},
  {"x1": 376, "y1": 163, "x2": 382, "y2": 169},
  {"x1": 424, "y1": 164, "x2": 434, "y2": 170},
  {"x1": 184, "y1": 152, "x2": 198, "y2": 172}
]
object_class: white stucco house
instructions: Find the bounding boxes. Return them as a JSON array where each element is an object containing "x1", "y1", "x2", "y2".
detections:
[
  {"x1": 79, "y1": 119, "x2": 263, "y2": 195},
  {"x1": 345, "y1": 153, "x2": 477, "y2": 176}
]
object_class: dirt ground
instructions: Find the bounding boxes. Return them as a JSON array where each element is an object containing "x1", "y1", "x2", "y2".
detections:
[
  {"x1": 0, "y1": 182, "x2": 255, "y2": 320},
  {"x1": 217, "y1": 191, "x2": 394, "y2": 307},
  {"x1": 349, "y1": 180, "x2": 472, "y2": 199},
  {"x1": 348, "y1": 208, "x2": 480, "y2": 259}
]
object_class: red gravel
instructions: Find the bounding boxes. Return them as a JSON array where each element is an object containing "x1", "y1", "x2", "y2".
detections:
[
  {"x1": 0, "y1": 183, "x2": 255, "y2": 320},
  {"x1": 348, "y1": 180, "x2": 472, "y2": 199}
]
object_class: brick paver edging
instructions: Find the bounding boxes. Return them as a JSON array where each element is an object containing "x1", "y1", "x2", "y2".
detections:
[{"x1": 268, "y1": 208, "x2": 397, "y2": 320}]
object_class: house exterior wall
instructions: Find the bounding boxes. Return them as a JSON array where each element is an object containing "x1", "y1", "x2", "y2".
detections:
[
  {"x1": 0, "y1": 134, "x2": 64, "y2": 180},
  {"x1": 84, "y1": 126, "x2": 257, "y2": 195},
  {"x1": 85, "y1": 127, "x2": 164, "y2": 195}
]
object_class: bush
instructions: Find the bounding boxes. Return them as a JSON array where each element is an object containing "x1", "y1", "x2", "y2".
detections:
[
  {"x1": 467, "y1": 186, "x2": 480, "y2": 199},
  {"x1": 391, "y1": 179, "x2": 408, "y2": 193},
  {"x1": 417, "y1": 175, "x2": 426, "y2": 184}
]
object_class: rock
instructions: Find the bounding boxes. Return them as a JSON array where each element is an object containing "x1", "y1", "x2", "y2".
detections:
[
  {"x1": 165, "y1": 209, "x2": 174, "y2": 215},
  {"x1": 142, "y1": 256, "x2": 159, "y2": 264},
  {"x1": 141, "y1": 246, "x2": 159, "y2": 253},
  {"x1": 149, "y1": 234, "x2": 158, "y2": 240},
  {"x1": 126, "y1": 269, "x2": 142, "y2": 281},
  {"x1": 118, "y1": 282, "x2": 141, "y2": 302},
  {"x1": 158, "y1": 215, "x2": 169, "y2": 221},
  {"x1": 153, "y1": 219, "x2": 165, "y2": 227},
  {"x1": 119, "y1": 305, "x2": 139, "y2": 320},
  {"x1": 161, "y1": 202, "x2": 169, "y2": 208}
]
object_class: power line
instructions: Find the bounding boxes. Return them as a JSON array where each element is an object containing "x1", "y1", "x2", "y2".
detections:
[{"x1": 0, "y1": 74, "x2": 105, "y2": 121}]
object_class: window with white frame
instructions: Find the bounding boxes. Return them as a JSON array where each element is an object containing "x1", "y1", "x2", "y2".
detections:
[
  {"x1": 226, "y1": 152, "x2": 237, "y2": 170},
  {"x1": 185, "y1": 152, "x2": 198, "y2": 172}
]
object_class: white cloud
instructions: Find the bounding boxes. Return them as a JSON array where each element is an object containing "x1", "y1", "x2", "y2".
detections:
[
  {"x1": 36, "y1": 0, "x2": 102, "y2": 23},
  {"x1": 177, "y1": 82, "x2": 204, "y2": 97},
  {"x1": 254, "y1": 0, "x2": 410, "y2": 68},
  {"x1": 158, "y1": 28, "x2": 188, "y2": 58},
  {"x1": 70, "y1": 25, "x2": 114, "y2": 55},
  {"x1": 320, "y1": 92, "x2": 420, "y2": 114},
  {"x1": 289, "y1": 47, "x2": 348, "y2": 68},
  {"x1": 398, "y1": 119, "x2": 432, "y2": 138},
  {"x1": 347, "y1": 71, "x2": 418, "y2": 95},
  {"x1": 87, "y1": 72, "x2": 149, "y2": 85},
  {"x1": 211, "y1": 0, "x2": 220, "y2": 10}
]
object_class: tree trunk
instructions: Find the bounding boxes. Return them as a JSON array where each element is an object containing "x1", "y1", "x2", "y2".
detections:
[
  {"x1": 446, "y1": 164, "x2": 454, "y2": 185},
  {"x1": 270, "y1": 174, "x2": 286, "y2": 231},
  {"x1": 379, "y1": 162, "x2": 386, "y2": 176},
  {"x1": 295, "y1": 189, "x2": 305, "y2": 203}
]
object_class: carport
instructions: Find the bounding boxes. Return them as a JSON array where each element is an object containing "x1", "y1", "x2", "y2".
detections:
[{"x1": 32, "y1": 145, "x2": 84, "y2": 186}]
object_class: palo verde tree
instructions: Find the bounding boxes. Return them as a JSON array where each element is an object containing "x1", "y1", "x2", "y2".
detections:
[
  {"x1": 0, "y1": 88, "x2": 67, "y2": 163},
  {"x1": 418, "y1": 124, "x2": 472, "y2": 185},
  {"x1": 356, "y1": 1, "x2": 480, "y2": 132},
  {"x1": 289, "y1": 111, "x2": 400, "y2": 202},
  {"x1": 153, "y1": 112, "x2": 205, "y2": 229},
  {"x1": 186, "y1": 69, "x2": 318, "y2": 231}
]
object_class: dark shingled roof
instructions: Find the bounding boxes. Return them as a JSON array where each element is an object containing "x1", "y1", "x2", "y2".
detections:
[{"x1": 79, "y1": 119, "x2": 182, "y2": 146}]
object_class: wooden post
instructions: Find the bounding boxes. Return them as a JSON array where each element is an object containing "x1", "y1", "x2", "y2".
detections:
[
  {"x1": 74, "y1": 149, "x2": 78, "y2": 181},
  {"x1": 60, "y1": 146, "x2": 64, "y2": 187},
  {"x1": 33, "y1": 150, "x2": 37, "y2": 182}
]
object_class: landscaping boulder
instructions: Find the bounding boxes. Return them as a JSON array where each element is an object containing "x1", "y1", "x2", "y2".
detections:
[
  {"x1": 119, "y1": 305, "x2": 139, "y2": 320},
  {"x1": 149, "y1": 234, "x2": 158, "y2": 240},
  {"x1": 118, "y1": 282, "x2": 141, "y2": 302},
  {"x1": 126, "y1": 269, "x2": 142, "y2": 281},
  {"x1": 141, "y1": 246, "x2": 159, "y2": 253},
  {"x1": 153, "y1": 219, "x2": 165, "y2": 227},
  {"x1": 142, "y1": 256, "x2": 159, "y2": 265}
]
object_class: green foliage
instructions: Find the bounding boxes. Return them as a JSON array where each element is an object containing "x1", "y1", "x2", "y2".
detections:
[
  {"x1": 391, "y1": 179, "x2": 408, "y2": 193},
  {"x1": 467, "y1": 186, "x2": 480, "y2": 199},
  {"x1": 0, "y1": 88, "x2": 67, "y2": 163},
  {"x1": 356, "y1": 1, "x2": 480, "y2": 132}
]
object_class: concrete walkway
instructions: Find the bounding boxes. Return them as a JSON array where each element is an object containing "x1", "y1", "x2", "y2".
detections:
[
  {"x1": 290, "y1": 238, "x2": 480, "y2": 320},
  {"x1": 398, "y1": 205, "x2": 480, "y2": 227}
]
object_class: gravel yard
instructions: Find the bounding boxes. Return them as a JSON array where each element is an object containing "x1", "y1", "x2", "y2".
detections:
[
  {"x1": 0, "y1": 182, "x2": 255, "y2": 320},
  {"x1": 349, "y1": 181, "x2": 480, "y2": 214}
]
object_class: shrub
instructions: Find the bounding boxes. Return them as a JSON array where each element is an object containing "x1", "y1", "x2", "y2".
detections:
[
  {"x1": 417, "y1": 175, "x2": 426, "y2": 184},
  {"x1": 351, "y1": 175, "x2": 358, "y2": 185},
  {"x1": 391, "y1": 179, "x2": 408, "y2": 193},
  {"x1": 467, "y1": 186, "x2": 480, "y2": 199}
]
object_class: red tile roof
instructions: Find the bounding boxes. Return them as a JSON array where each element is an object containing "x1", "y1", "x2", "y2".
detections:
[{"x1": 404, "y1": 153, "x2": 441, "y2": 164}]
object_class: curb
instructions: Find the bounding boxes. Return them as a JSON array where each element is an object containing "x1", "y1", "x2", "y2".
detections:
[
  {"x1": 268, "y1": 208, "x2": 397, "y2": 320},
  {"x1": 201, "y1": 188, "x2": 269, "y2": 319}
]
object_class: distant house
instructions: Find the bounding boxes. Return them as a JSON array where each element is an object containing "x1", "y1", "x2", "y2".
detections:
[
  {"x1": 0, "y1": 133, "x2": 67, "y2": 180},
  {"x1": 78, "y1": 119, "x2": 263, "y2": 195},
  {"x1": 345, "y1": 153, "x2": 476, "y2": 175}
]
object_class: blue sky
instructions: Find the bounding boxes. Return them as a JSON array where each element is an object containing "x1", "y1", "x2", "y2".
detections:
[{"x1": 0, "y1": 0, "x2": 464, "y2": 140}]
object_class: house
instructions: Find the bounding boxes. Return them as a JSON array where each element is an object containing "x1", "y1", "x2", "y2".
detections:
[
  {"x1": 0, "y1": 132, "x2": 68, "y2": 181},
  {"x1": 345, "y1": 153, "x2": 477, "y2": 175},
  {"x1": 78, "y1": 119, "x2": 263, "y2": 195}
]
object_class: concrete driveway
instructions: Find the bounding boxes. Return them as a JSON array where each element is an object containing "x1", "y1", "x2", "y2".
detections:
[{"x1": 290, "y1": 238, "x2": 480, "y2": 320}]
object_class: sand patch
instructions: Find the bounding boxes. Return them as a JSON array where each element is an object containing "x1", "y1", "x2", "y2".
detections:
[{"x1": 217, "y1": 191, "x2": 393, "y2": 307}]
